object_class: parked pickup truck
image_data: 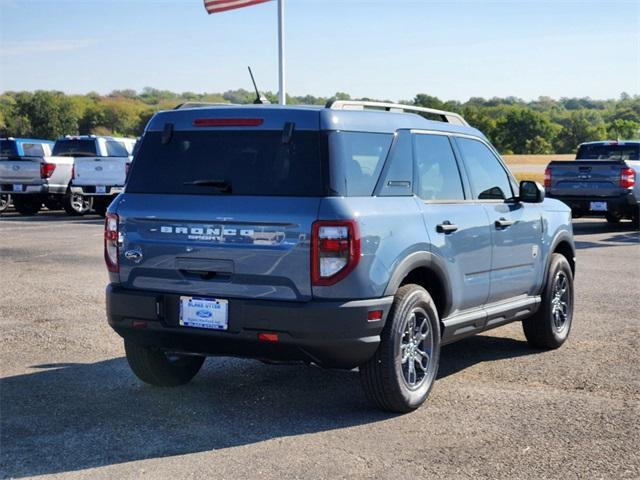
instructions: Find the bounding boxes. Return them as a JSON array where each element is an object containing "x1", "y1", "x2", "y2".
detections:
[
  {"x1": 70, "y1": 136, "x2": 137, "y2": 216},
  {"x1": 0, "y1": 137, "x2": 67, "y2": 216},
  {"x1": 545, "y1": 141, "x2": 639, "y2": 228}
]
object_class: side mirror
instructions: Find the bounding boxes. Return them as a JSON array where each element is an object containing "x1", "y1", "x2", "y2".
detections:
[{"x1": 519, "y1": 180, "x2": 545, "y2": 203}]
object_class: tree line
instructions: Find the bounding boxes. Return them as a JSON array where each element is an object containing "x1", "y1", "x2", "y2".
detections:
[{"x1": 1, "y1": 88, "x2": 638, "y2": 154}]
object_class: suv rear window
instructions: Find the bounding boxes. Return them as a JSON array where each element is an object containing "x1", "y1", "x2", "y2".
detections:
[
  {"x1": 126, "y1": 130, "x2": 325, "y2": 196},
  {"x1": 576, "y1": 143, "x2": 639, "y2": 161},
  {"x1": 53, "y1": 140, "x2": 98, "y2": 157}
]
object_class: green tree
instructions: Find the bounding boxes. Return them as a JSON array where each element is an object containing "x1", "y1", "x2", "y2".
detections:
[
  {"x1": 553, "y1": 110, "x2": 607, "y2": 153},
  {"x1": 607, "y1": 119, "x2": 640, "y2": 139},
  {"x1": 494, "y1": 108, "x2": 558, "y2": 154}
]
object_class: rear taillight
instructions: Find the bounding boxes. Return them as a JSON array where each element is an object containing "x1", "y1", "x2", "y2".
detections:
[
  {"x1": 40, "y1": 163, "x2": 56, "y2": 179},
  {"x1": 104, "y1": 213, "x2": 119, "y2": 273},
  {"x1": 620, "y1": 167, "x2": 635, "y2": 188},
  {"x1": 311, "y1": 220, "x2": 360, "y2": 286},
  {"x1": 544, "y1": 167, "x2": 552, "y2": 188}
]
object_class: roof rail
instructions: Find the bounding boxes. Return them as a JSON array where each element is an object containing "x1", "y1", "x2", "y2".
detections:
[
  {"x1": 173, "y1": 102, "x2": 235, "y2": 110},
  {"x1": 325, "y1": 100, "x2": 468, "y2": 126}
]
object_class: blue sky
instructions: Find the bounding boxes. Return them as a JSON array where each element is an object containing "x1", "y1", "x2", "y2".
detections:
[{"x1": 0, "y1": 0, "x2": 638, "y2": 101}]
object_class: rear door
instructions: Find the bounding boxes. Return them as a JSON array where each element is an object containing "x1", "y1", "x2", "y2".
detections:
[
  {"x1": 116, "y1": 126, "x2": 325, "y2": 302},
  {"x1": 414, "y1": 132, "x2": 492, "y2": 314},
  {"x1": 455, "y1": 136, "x2": 543, "y2": 303}
]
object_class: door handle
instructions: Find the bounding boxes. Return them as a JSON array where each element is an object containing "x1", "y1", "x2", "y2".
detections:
[
  {"x1": 495, "y1": 218, "x2": 515, "y2": 229},
  {"x1": 436, "y1": 221, "x2": 458, "y2": 234}
]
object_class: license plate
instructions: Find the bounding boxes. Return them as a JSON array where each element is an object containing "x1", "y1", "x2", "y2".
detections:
[
  {"x1": 96, "y1": 186, "x2": 106, "y2": 194},
  {"x1": 12, "y1": 184, "x2": 22, "y2": 192},
  {"x1": 179, "y1": 296, "x2": 228, "y2": 330},
  {"x1": 590, "y1": 201, "x2": 607, "y2": 212}
]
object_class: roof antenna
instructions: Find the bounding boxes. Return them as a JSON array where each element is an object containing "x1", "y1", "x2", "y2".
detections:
[{"x1": 248, "y1": 66, "x2": 270, "y2": 105}]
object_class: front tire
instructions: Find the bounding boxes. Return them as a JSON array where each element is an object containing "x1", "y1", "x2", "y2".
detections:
[
  {"x1": 360, "y1": 284, "x2": 441, "y2": 413},
  {"x1": 12, "y1": 196, "x2": 41, "y2": 216},
  {"x1": 63, "y1": 190, "x2": 91, "y2": 216},
  {"x1": 523, "y1": 253, "x2": 574, "y2": 349},
  {"x1": 124, "y1": 341, "x2": 205, "y2": 387}
]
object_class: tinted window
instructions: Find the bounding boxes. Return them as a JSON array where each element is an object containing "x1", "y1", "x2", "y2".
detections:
[
  {"x1": 576, "y1": 143, "x2": 639, "y2": 161},
  {"x1": 53, "y1": 140, "x2": 97, "y2": 157},
  {"x1": 414, "y1": 134, "x2": 465, "y2": 201},
  {"x1": 0, "y1": 140, "x2": 18, "y2": 157},
  {"x1": 379, "y1": 130, "x2": 413, "y2": 196},
  {"x1": 22, "y1": 143, "x2": 45, "y2": 157},
  {"x1": 127, "y1": 130, "x2": 324, "y2": 196},
  {"x1": 457, "y1": 138, "x2": 513, "y2": 200},
  {"x1": 105, "y1": 140, "x2": 129, "y2": 157},
  {"x1": 329, "y1": 132, "x2": 393, "y2": 196}
]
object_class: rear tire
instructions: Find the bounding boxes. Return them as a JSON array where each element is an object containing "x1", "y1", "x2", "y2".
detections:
[
  {"x1": 124, "y1": 341, "x2": 205, "y2": 387},
  {"x1": 523, "y1": 253, "x2": 574, "y2": 349},
  {"x1": 359, "y1": 284, "x2": 441, "y2": 413},
  {"x1": 0, "y1": 194, "x2": 9, "y2": 213},
  {"x1": 63, "y1": 190, "x2": 91, "y2": 216},
  {"x1": 92, "y1": 197, "x2": 111, "y2": 217},
  {"x1": 605, "y1": 212, "x2": 621, "y2": 224},
  {"x1": 632, "y1": 206, "x2": 640, "y2": 230},
  {"x1": 44, "y1": 198, "x2": 63, "y2": 211},
  {"x1": 12, "y1": 196, "x2": 41, "y2": 216}
]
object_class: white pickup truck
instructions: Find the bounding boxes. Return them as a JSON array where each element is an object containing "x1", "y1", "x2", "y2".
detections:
[{"x1": 70, "y1": 136, "x2": 137, "y2": 216}]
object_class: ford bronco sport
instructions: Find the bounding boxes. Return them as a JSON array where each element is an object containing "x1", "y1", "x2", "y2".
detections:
[{"x1": 105, "y1": 101, "x2": 576, "y2": 413}]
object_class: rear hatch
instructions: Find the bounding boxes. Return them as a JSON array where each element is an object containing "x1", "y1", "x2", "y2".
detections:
[
  {"x1": 547, "y1": 160, "x2": 628, "y2": 197},
  {"x1": 115, "y1": 115, "x2": 325, "y2": 302}
]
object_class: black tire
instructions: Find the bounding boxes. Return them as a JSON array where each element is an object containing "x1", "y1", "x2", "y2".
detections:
[
  {"x1": 0, "y1": 194, "x2": 9, "y2": 213},
  {"x1": 632, "y1": 206, "x2": 640, "y2": 230},
  {"x1": 605, "y1": 212, "x2": 621, "y2": 224},
  {"x1": 44, "y1": 198, "x2": 63, "y2": 211},
  {"x1": 92, "y1": 197, "x2": 111, "y2": 217},
  {"x1": 124, "y1": 341, "x2": 205, "y2": 387},
  {"x1": 360, "y1": 284, "x2": 441, "y2": 413},
  {"x1": 12, "y1": 196, "x2": 41, "y2": 216},
  {"x1": 63, "y1": 190, "x2": 91, "y2": 216},
  {"x1": 523, "y1": 253, "x2": 574, "y2": 349}
]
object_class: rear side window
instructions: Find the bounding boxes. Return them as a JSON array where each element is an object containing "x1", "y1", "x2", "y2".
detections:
[
  {"x1": 105, "y1": 140, "x2": 129, "y2": 157},
  {"x1": 456, "y1": 137, "x2": 513, "y2": 201},
  {"x1": 576, "y1": 143, "x2": 639, "y2": 161},
  {"x1": 126, "y1": 130, "x2": 325, "y2": 196},
  {"x1": 414, "y1": 134, "x2": 465, "y2": 201},
  {"x1": 329, "y1": 132, "x2": 393, "y2": 196},
  {"x1": 22, "y1": 143, "x2": 45, "y2": 157},
  {"x1": 0, "y1": 140, "x2": 18, "y2": 157},
  {"x1": 53, "y1": 140, "x2": 97, "y2": 157}
]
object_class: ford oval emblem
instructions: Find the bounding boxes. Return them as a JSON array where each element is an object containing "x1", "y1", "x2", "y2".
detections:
[
  {"x1": 12, "y1": 165, "x2": 19, "y2": 171},
  {"x1": 95, "y1": 166, "x2": 103, "y2": 171},
  {"x1": 196, "y1": 309, "x2": 212, "y2": 319},
  {"x1": 124, "y1": 249, "x2": 143, "y2": 263}
]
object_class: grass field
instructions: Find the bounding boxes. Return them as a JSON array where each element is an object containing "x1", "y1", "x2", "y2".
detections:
[
  {"x1": 514, "y1": 172, "x2": 544, "y2": 183},
  {"x1": 502, "y1": 154, "x2": 573, "y2": 165}
]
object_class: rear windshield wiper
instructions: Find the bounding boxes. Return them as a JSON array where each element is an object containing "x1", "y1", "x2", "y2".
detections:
[{"x1": 183, "y1": 179, "x2": 232, "y2": 193}]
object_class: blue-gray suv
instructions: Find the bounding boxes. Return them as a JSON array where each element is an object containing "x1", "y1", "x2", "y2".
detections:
[{"x1": 105, "y1": 100, "x2": 576, "y2": 412}]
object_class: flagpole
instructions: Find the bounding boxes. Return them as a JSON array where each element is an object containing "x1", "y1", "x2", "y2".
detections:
[{"x1": 277, "y1": 0, "x2": 285, "y2": 105}]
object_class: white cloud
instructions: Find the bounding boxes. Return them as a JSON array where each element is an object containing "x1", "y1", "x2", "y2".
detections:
[{"x1": 0, "y1": 39, "x2": 97, "y2": 56}]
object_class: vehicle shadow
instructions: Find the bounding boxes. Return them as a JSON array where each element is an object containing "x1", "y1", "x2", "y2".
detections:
[
  {"x1": 0, "y1": 210, "x2": 103, "y2": 224},
  {"x1": 572, "y1": 219, "x2": 639, "y2": 249},
  {"x1": 1, "y1": 335, "x2": 538, "y2": 478}
]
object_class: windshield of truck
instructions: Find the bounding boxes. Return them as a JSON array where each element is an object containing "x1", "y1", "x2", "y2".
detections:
[
  {"x1": 126, "y1": 130, "x2": 325, "y2": 196},
  {"x1": 53, "y1": 140, "x2": 98, "y2": 157},
  {"x1": 576, "y1": 143, "x2": 639, "y2": 161},
  {"x1": 0, "y1": 140, "x2": 18, "y2": 157}
]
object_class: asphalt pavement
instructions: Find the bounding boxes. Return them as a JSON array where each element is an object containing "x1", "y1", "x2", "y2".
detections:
[{"x1": 1, "y1": 211, "x2": 638, "y2": 479}]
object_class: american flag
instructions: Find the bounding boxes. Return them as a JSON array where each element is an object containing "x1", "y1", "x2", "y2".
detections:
[{"x1": 204, "y1": 0, "x2": 273, "y2": 14}]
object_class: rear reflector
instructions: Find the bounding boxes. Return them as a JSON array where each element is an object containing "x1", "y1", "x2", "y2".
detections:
[
  {"x1": 257, "y1": 332, "x2": 279, "y2": 343},
  {"x1": 132, "y1": 320, "x2": 147, "y2": 329},
  {"x1": 367, "y1": 310, "x2": 383, "y2": 322},
  {"x1": 193, "y1": 118, "x2": 264, "y2": 127}
]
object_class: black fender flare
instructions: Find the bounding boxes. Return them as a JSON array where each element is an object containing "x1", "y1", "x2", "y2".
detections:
[
  {"x1": 383, "y1": 251, "x2": 453, "y2": 318},
  {"x1": 543, "y1": 230, "x2": 576, "y2": 286}
]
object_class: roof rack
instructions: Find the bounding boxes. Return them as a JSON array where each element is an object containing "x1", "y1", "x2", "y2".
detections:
[
  {"x1": 325, "y1": 100, "x2": 468, "y2": 126},
  {"x1": 173, "y1": 102, "x2": 235, "y2": 110}
]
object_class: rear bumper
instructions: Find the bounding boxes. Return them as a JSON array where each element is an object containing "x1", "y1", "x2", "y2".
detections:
[
  {"x1": 106, "y1": 284, "x2": 393, "y2": 369},
  {"x1": 1, "y1": 183, "x2": 67, "y2": 195},
  {"x1": 547, "y1": 192, "x2": 638, "y2": 214},
  {"x1": 71, "y1": 185, "x2": 123, "y2": 196}
]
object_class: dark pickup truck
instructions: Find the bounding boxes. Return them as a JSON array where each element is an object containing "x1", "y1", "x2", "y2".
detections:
[{"x1": 545, "y1": 141, "x2": 639, "y2": 228}]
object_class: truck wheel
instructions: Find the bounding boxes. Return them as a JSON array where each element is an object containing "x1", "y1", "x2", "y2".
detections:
[
  {"x1": 523, "y1": 253, "x2": 574, "y2": 349},
  {"x1": 12, "y1": 196, "x2": 41, "y2": 216},
  {"x1": 0, "y1": 194, "x2": 9, "y2": 213},
  {"x1": 632, "y1": 207, "x2": 640, "y2": 230},
  {"x1": 63, "y1": 191, "x2": 91, "y2": 216},
  {"x1": 44, "y1": 198, "x2": 63, "y2": 211},
  {"x1": 124, "y1": 341, "x2": 205, "y2": 387},
  {"x1": 359, "y1": 284, "x2": 441, "y2": 413},
  {"x1": 92, "y1": 197, "x2": 111, "y2": 217},
  {"x1": 605, "y1": 212, "x2": 621, "y2": 224}
]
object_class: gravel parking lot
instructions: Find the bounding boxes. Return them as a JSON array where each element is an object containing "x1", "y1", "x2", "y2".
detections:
[{"x1": 1, "y1": 212, "x2": 639, "y2": 480}]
